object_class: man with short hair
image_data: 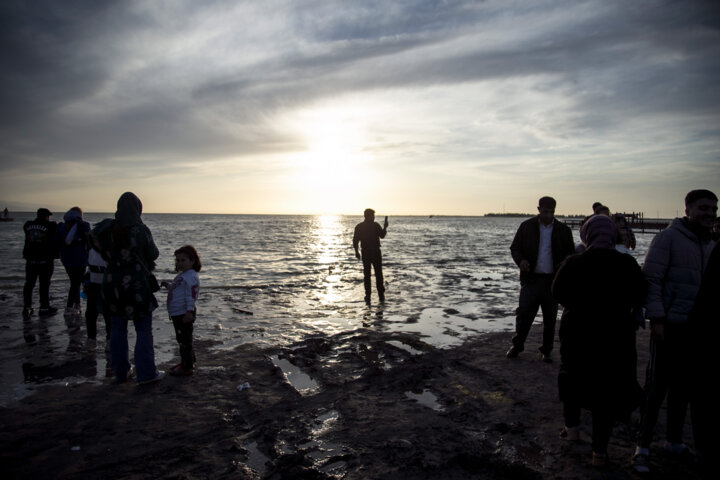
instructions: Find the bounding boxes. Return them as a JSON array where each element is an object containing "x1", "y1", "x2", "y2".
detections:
[
  {"x1": 507, "y1": 196, "x2": 575, "y2": 361},
  {"x1": 23, "y1": 208, "x2": 59, "y2": 317},
  {"x1": 353, "y1": 208, "x2": 388, "y2": 303},
  {"x1": 631, "y1": 189, "x2": 718, "y2": 474}
]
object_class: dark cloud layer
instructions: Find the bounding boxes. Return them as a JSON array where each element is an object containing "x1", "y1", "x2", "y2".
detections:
[{"x1": 1, "y1": 0, "x2": 719, "y2": 212}]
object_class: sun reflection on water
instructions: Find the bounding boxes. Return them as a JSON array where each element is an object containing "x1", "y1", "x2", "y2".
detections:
[{"x1": 312, "y1": 215, "x2": 347, "y2": 304}]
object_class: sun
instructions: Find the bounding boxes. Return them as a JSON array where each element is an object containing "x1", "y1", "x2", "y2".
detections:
[{"x1": 283, "y1": 103, "x2": 376, "y2": 214}]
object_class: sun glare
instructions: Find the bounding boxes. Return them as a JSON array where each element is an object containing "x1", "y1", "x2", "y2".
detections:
[{"x1": 284, "y1": 103, "x2": 376, "y2": 214}]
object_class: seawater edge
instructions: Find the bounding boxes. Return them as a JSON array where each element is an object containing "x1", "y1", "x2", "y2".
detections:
[{"x1": 0, "y1": 213, "x2": 656, "y2": 406}]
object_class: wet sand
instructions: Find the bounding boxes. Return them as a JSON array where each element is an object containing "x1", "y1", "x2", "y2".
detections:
[{"x1": 0, "y1": 326, "x2": 700, "y2": 479}]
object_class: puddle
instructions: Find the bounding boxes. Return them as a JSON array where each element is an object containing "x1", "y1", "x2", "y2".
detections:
[
  {"x1": 386, "y1": 308, "x2": 484, "y2": 348},
  {"x1": 270, "y1": 355, "x2": 320, "y2": 395},
  {"x1": 405, "y1": 389, "x2": 445, "y2": 412},
  {"x1": 385, "y1": 340, "x2": 423, "y2": 356},
  {"x1": 245, "y1": 441, "x2": 269, "y2": 476},
  {"x1": 306, "y1": 410, "x2": 346, "y2": 475}
]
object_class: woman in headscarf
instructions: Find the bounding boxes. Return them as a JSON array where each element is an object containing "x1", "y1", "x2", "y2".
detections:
[
  {"x1": 552, "y1": 214, "x2": 647, "y2": 467},
  {"x1": 92, "y1": 192, "x2": 163, "y2": 384}
]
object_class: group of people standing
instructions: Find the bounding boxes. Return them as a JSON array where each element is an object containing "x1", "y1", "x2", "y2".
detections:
[
  {"x1": 22, "y1": 192, "x2": 202, "y2": 384},
  {"x1": 22, "y1": 206, "x2": 92, "y2": 320},
  {"x1": 20, "y1": 189, "x2": 717, "y2": 473},
  {"x1": 506, "y1": 190, "x2": 718, "y2": 474}
]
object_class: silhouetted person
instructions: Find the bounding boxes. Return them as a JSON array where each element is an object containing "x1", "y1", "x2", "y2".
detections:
[
  {"x1": 56, "y1": 207, "x2": 90, "y2": 317},
  {"x1": 553, "y1": 214, "x2": 646, "y2": 467},
  {"x1": 92, "y1": 192, "x2": 164, "y2": 384},
  {"x1": 614, "y1": 213, "x2": 636, "y2": 254},
  {"x1": 632, "y1": 189, "x2": 718, "y2": 474},
  {"x1": 507, "y1": 196, "x2": 575, "y2": 361},
  {"x1": 353, "y1": 208, "x2": 388, "y2": 303},
  {"x1": 22, "y1": 208, "x2": 59, "y2": 317},
  {"x1": 688, "y1": 240, "x2": 720, "y2": 476},
  {"x1": 85, "y1": 238, "x2": 109, "y2": 342}
]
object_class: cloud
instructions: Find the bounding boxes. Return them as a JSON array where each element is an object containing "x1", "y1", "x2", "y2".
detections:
[{"x1": 1, "y1": 0, "x2": 718, "y2": 215}]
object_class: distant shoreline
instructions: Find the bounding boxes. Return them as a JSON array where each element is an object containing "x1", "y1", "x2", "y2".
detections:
[{"x1": 484, "y1": 213, "x2": 585, "y2": 218}]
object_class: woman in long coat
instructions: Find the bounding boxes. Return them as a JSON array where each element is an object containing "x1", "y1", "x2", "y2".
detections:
[
  {"x1": 552, "y1": 214, "x2": 647, "y2": 466},
  {"x1": 92, "y1": 192, "x2": 163, "y2": 384}
]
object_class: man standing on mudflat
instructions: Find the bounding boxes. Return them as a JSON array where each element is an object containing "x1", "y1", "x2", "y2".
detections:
[
  {"x1": 507, "y1": 196, "x2": 574, "y2": 362},
  {"x1": 23, "y1": 208, "x2": 59, "y2": 317},
  {"x1": 353, "y1": 208, "x2": 388, "y2": 303}
]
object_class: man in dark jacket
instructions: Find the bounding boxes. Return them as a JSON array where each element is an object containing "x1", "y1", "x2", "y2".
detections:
[
  {"x1": 22, "y1": 208, "x2": 59, "y2": 317},
  {"x1": 507, "y1": 196, "x2": 575, "y2": 361},
  {"x1": 353, "y1": 208, "x2": 388, "y2": 303}
]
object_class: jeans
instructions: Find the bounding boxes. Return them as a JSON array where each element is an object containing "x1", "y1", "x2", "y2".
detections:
[
  {"x1": 512, "y1": 274, "x2": 558, "y2": 354},
  {"x1": 64, "y1": 265, "x2": 86, "y2": 308},
  {"x1": 637, "y1": 323, "x2": 692, "y2": 447},
  {"x1": 362, "y1": 251, "x2": 385, "y2": 298},
  {"x1": 23, "y1": 261, "x2": 54, "y2": 308},
  {"x1": 110, "y1": 314, "x2": 158, "y2": 383},
  {"x1": 171, "y1": 314, "x2": 196, "y2": 370},
  {"x1": 85, "y1": 283, "x2": 110, "y2": 340}
]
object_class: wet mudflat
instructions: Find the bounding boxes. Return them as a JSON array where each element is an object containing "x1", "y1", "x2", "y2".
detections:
[{"x1": 0, "y1": 327, "x2": 700, "y2": 479}]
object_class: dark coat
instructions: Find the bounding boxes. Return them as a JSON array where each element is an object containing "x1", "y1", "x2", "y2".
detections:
[
  {"x1": 552, "y1": 248, "x2": 647, "y2": 418},
  {"x1": 23, "y1": 219, "x2": 58, "y2": 262},
  {"x1": 92, "y1": 218, "x2": 159, "y2": 320},
  {"x1": 689, "y1": 241, "x2": 720, "y2": 362},
  {"x1": 510, "y1": 216, "x2": 575, "y2": 283}
]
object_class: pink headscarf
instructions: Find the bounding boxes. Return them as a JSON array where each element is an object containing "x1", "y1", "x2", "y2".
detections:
[{"x1": 584, "y1": 215, "x2": 618, "y2": 249}]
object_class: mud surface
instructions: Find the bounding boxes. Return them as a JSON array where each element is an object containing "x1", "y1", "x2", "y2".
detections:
[{"x1": 0, "y1": 328, "x2": 701, "y2": 479}]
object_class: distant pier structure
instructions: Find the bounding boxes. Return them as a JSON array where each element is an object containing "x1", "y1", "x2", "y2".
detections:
[{"x1": 564, "y1": 212, "x2": 670, "y2": 233}]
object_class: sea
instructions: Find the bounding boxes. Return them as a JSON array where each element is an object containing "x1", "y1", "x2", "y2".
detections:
[{"x1": 0, "y1": 213, "x2": 656, "y2": 405}]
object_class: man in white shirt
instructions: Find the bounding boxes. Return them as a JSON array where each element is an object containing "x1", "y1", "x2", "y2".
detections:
[{"x1": 507, "y1": 196, "x2": 575, "y2": 361}]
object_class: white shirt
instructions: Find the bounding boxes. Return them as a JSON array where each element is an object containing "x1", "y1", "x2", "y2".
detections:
[
  {"x1": 534, "y1": 221, "x2": 554, "y2": 274},
  {"x1": 166, "y1": 269, "x2": 200, "y2": 316},
  {"x1": 88, "y1": 248, "x2": 106, "y2": 284}
]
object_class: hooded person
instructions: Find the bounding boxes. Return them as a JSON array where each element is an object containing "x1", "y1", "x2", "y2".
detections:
[
  {"x1": 552, "y1": 214, "x2": 647, "y2": 466},
  {"x1": 92, "y1": 192, "x2": 164, "y2": 384},
  {"x1": 56, "y1": 207, "x2": 90, "y2": 316}
]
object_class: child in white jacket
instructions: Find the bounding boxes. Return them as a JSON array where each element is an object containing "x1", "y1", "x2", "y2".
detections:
[{"x1": 162, "y1": 245, "x2": 201, "y2": 376}]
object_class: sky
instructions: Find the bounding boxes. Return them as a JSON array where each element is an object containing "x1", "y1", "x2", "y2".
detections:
[{"x1": 1, "y1": 0, "x2": 719, "y2": 217}]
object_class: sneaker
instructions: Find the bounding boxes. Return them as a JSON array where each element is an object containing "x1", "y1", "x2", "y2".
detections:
[
  {"x1": 631, "y1": 447, "x2": 650, "y2": 474},
  {"x1": 560, "y1": 426, "x2": 581, "y2": 441},
  {"x1": 138, "y1": 371, "x2": 165, "y2": 385},
  {"x1": 22, "y1": 307, "x2": 34, "y2": 318},
  {"x1": 592, "y1": 451, "x2": 608, "y2": 468},
  {"x1": 39, "y1": 306, "x2": 58, "y2": 316}
]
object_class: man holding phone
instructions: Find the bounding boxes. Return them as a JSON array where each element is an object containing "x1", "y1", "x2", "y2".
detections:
[{"x1": 353, "y1": 208, "x2": 388, "y2": 303}]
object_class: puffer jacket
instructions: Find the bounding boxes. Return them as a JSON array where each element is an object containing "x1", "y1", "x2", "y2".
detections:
[{"x1": 643, "y1": 217, "x2": 716, "y2": 324}]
